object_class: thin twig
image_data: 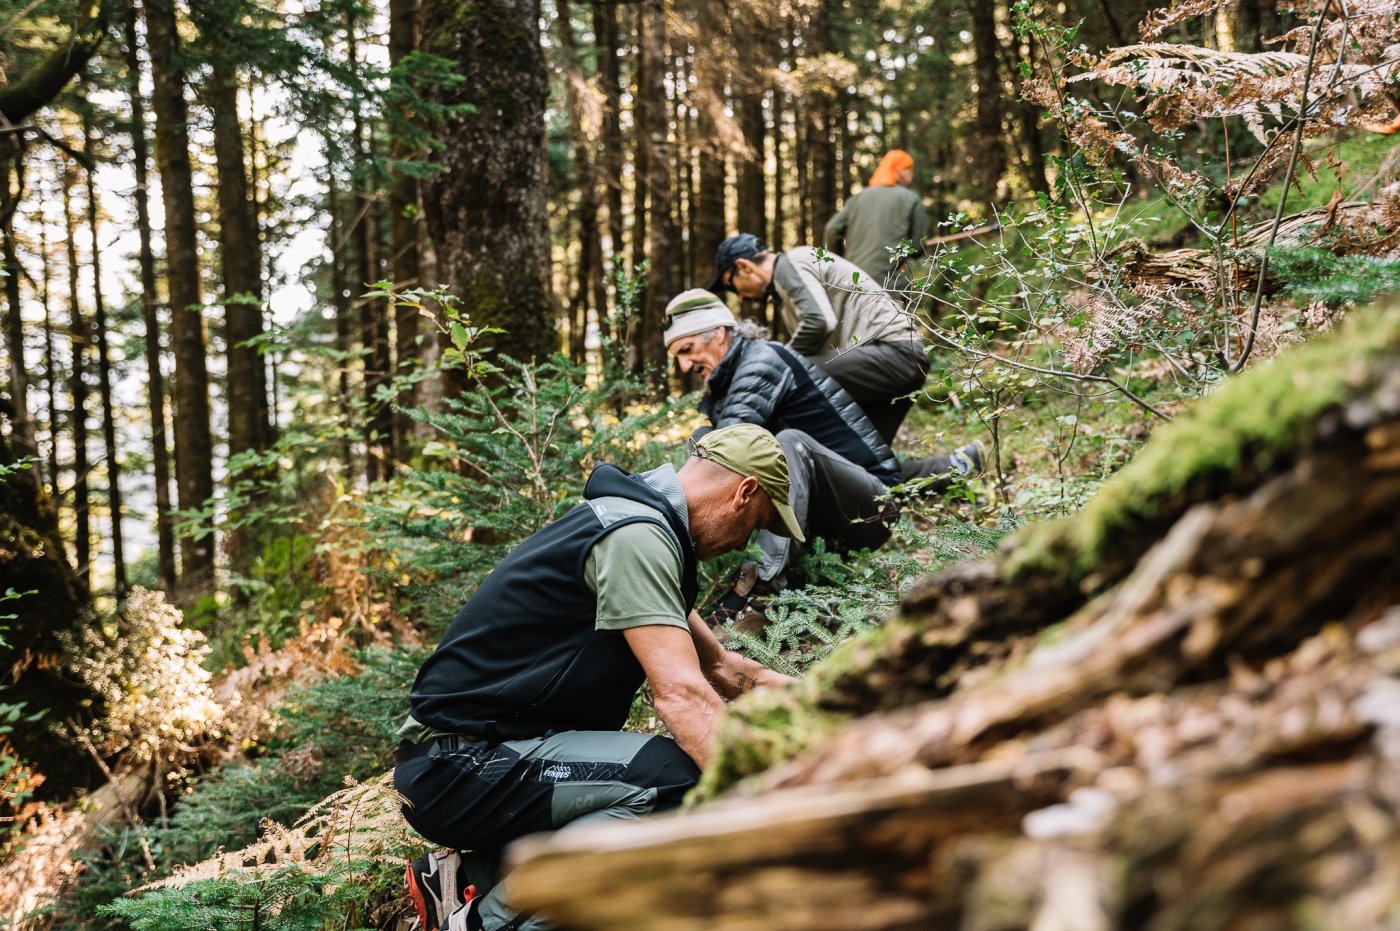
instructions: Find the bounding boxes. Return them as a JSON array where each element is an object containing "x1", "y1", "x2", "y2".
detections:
[
  {"x1": 926, "y1": 325, "x2": 1173, "y2": 421},
  {"x1": 1232, "y1": 8, "x2": 1329, "y2": 373},
  {"x1": 74, "y1": 731, "x2": 158, "y2": 871}
]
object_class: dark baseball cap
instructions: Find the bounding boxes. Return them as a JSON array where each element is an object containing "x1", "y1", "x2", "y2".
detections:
[{"x1": 707, "y1": 233, "x2": 768, "y2": 293}]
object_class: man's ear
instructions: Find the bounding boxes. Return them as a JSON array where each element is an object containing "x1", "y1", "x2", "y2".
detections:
[{"x1": 733, "y1": 475, "x2": 761, "y2": 509}]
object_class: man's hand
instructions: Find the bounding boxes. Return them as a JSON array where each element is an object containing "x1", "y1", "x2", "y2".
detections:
[
  {"x1": 623, "y1": 624, "x2": 726, "y2": 769},
  {"x1": 686, "y1": 611, "x2": 799, "y2": 699}
]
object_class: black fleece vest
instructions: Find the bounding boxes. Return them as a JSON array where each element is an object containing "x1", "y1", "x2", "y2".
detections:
[{"x1": 408, "y1": 464, "x2": 699, "y2": 741}]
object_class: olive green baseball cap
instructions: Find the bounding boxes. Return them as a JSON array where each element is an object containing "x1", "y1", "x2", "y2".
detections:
[{"x1": 689, "y1": 424, "x2": 805, "y2": 542}]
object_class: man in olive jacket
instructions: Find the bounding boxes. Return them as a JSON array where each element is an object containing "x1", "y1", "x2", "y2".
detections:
[
  {"x1": 708, "y1": 232, "x2": 928, "y2": 445},
  {"x1": 825, "y1": 148, "x2": 930, "y2": 291}
]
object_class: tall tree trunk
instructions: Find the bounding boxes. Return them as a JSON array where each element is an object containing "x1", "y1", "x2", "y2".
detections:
[
  {"x1": 676, "y1": 49, "x2": 695, "y2": 291},
  {"x1": 144, "y1": 0, "x2": 216, "y2": 596},
  {"x1": 594, "y1": 0, "x2": 624, "y2": 340},
  {"x1": 389, "y1": 0, "x2": 420, "y2": 455},
  {"x1": 735, "y1": 78, "x2": 767, "y2": 238},
  {"x1": 84, "y1": 113, "x2": 126, "y2": 596},
  {"x1": 209, "y1": 60, "x2": 269, "y2": 464},
  {"x1": 1, "y1": 154, "x2": 37, "y2": 466},
  {"x1": 124, "y1": 0, "x2": 176, "y2": 591},
  {"x1": 326, "y1": 160, "x2": 355, "y2": 470},
  {"x1": 348, "y1": 19, "x2": 392, "y2": 482},
  {"x1": 247, "y1": 80, "x2": 274, "y2": 438},
  {"x1": 636, "y1": 0, "x2": 673, "y2": 392},
  {"x1": 61, "y1": 167, "x2": 91, "y2": 591},
  {"x1": 208, "y1": 53, "x2": 267, "y2": 585},
  {"x1": 418, "y1": 0, "x2": 557, "y2": 368},
  {"x1": 804, "y1": 1, "x2": 836, "y2": 244},
  {"x1": 771, "y1": 63, "x2": 785, "y2": 253},
  {"x1": 556, "y1": 0, "x2": 600, "y2": 363},
  {"x1": 969, "y1": 0, "x2": 1006, "y2": 207},
  {"x1": 631, "y1": 3, "x2": 650, "y2": 366},
  {"x1": 693, "y1": 0, "x2": 728, "y2": 277},
  {"x1": 413, "y1": 204, "x2": 444, "y2": 436},
  {"x1": 39, "y1": 223, "x2": 61, "y2": 502}
]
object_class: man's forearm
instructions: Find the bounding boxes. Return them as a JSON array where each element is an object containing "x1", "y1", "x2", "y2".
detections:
[{"x1": 653, "y1": 684, "x2": 724, "y2": 769}]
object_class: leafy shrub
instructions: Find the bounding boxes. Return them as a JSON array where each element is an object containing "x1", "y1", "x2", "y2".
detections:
[{"x1": 59, "y1": 587, "x2": 223, "y2": 762}]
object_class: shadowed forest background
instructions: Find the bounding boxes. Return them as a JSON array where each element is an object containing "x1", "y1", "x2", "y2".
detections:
[{"x1": 1, "y1": 0, "x2": 1399, "y2": 927}]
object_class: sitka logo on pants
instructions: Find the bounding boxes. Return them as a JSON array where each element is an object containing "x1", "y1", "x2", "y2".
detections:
[{"x1": 542, "y1": 765, "x2": 572, "y2": 781}]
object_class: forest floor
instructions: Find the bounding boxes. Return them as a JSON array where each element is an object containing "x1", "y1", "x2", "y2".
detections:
[{"x1": 11, "y1": 135, "x2": 1399, "y2": 927}]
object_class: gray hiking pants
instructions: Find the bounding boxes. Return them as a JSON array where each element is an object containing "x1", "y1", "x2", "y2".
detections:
[
  {"x1": 812, "y1": 339, "x2": 929, "y2": 445},
  {"x1": 395, "y1": 729, "x2": 700, "y2": 930},
  {"x1": 756, "y1": 428, "x2": 899, "y2": 586}
]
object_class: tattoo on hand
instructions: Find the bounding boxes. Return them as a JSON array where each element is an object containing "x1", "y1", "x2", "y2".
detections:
[{"x1": 735, "y1": 672, "x2": 757, "y2": 693}]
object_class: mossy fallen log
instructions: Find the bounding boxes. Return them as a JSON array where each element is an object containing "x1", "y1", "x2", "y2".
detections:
[{"x1": 505, "y1": 301, "x2": 1400, "y2": 930}]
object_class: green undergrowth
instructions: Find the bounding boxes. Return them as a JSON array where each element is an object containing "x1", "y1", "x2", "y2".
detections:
[
  {"x1": 1006, "y1": 300, "x2": 1400, "y2": 582},
  {"x1": 42, "y1": 648, "x2": 420, "y2": 930}
]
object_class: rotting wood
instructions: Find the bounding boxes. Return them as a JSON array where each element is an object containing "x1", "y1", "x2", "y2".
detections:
[{"x1": 503, "y1": 303, "x2": 1400, "y2": 930}]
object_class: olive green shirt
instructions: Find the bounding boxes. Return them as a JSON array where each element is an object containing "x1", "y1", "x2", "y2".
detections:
[{"x1": 398, "y1": 465, "x2": 690, "y2": 743}]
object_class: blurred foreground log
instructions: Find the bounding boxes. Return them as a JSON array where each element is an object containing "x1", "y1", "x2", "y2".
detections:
[{"x1": 506, "y1": 303, "x2": 1400, "y2": 930}]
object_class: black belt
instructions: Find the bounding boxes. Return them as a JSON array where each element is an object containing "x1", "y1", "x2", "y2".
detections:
[{"x1": 395, "y1": 733, "x2": 476, "y2": 764}]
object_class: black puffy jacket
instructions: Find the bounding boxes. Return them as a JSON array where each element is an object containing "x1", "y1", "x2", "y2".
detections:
[{"x1": 699, "y1": 334, "x2": 902, "y2": 486}]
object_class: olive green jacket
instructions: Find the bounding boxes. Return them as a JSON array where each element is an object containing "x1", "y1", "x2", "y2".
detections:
[{"x1": 824, "y1": 184, "x2": 929, "y2": 284}]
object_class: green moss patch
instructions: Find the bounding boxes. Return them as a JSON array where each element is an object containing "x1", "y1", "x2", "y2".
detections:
[{"x1": 1008, "y1": 301, "x2": 1400, "y2": 580}]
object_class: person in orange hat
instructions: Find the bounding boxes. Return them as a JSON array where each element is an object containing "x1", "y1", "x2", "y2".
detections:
[{"x1": 824, "y1": 149, "x2": 929, "y2": 293}]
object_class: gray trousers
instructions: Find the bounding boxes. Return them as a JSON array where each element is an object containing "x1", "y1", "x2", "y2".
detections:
[
  {"x1": 396, "y1": 730, "x2": 700, "y2": 930},
  {"x1": 813, "y1": 339, "x2": 929, "y2": 445},
  {"x1": 756, "y1": 428, "x2": 898, "y2": 585}
]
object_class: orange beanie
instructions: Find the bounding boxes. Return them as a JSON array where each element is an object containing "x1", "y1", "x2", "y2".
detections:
[{"x1": 869, "y1": 149, "x2": 914, "y2": 187}]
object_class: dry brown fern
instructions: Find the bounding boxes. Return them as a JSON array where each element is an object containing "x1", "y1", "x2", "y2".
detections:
[{"x1": 138, "y1": 771, "x2": 420, "y2": 893}]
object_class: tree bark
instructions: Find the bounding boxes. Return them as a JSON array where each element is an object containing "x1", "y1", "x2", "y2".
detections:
[
  {"x1": 418, "y1": 0, "x2": 557, "y2": 367},
  {"x1": 124, "y1": 0, "x2": 176, "y2": 592},
  {"x1": 636, "y1": 0, "x2": 673, "y2": 392},
  {"x1": 969, "y1": 0, "x2": 1006, "y2": 207},
  {"x1": 39, "y1": 223, "x2": 61, "y2": 502},
  {"x1": 594, "y1": 0, "x2": 624, "y2": 341},
  {"x1": 347, "y1": 17, "x2": 392, "y2": 482},
  {"x1": 208, "y1": 59, "x2": 271, "y2": 468},
  {"x1": 1, "y1": 154, "x2": 37, "y2": 468},
  {"x1": 145, "y1": 0, "x2": 215, "y2": 596},
  {"x1": 556, "y1": 0, "x2": 601, "y2": 363},
  {"x1": 389, "y1": 0, "x2": 420, "y2": 456},
  {"x1": 631, "y1": 3, "x2": 650, "y2": 364},
  {"x1": 804, "y1": 0, "x2": 836, "y2": 244},
  {"x1": 84, "y1": 113, "x2": 127, "y2": 596},
  {"x1": 61, "y1": 167, "x2": 92, "y2": 591},
  {"x1": 693, "y1": 0, "x2": 728, "y2": 275},
  {"x1": 326, "y1": 162, "x2": 356, "y2": 470}
]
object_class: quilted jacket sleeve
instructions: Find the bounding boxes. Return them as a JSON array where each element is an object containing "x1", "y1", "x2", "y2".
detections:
[{"x1": 709, "y1": 343, "x2": 791, "y2": 429}]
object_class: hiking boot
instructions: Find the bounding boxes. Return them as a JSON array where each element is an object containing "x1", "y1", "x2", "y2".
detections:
[
  {"x1": 704, "y1": 560, "x2": 779, "y2": 633},
  {"x1": 949, "y1": 440, "x2": 986, "y2": 477},
  {"x1": 406, "y1": 850, "x2": 477, "y2": 931}
]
